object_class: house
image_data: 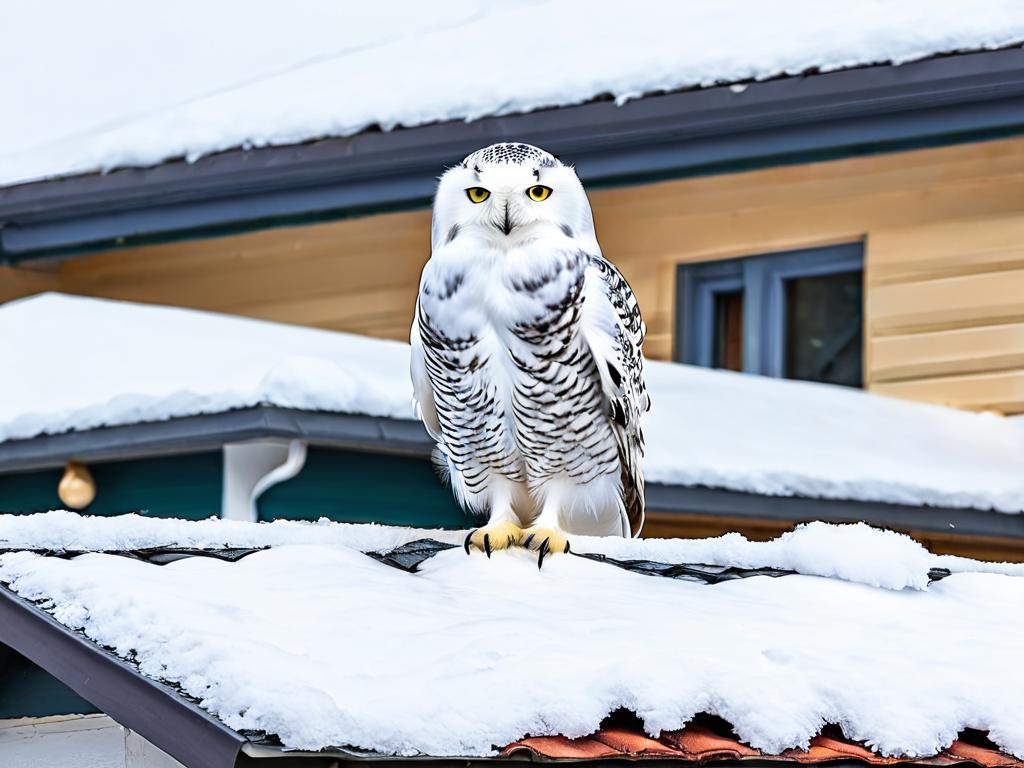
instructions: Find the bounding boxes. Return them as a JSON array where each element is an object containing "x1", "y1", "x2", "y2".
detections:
[
  {"x1": 2, "y1": 293, "x2": 1024, "y2": 560},
  {"x1": 2, "y1": 6, "x2": 1024, "y2": 416},
  {"x1": 0, "y1": 512, "x2": 1023, "y2": 768}
]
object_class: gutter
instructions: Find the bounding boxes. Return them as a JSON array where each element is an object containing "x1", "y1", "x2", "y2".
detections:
[
  {"x1": 0, "y1": 407, "x2": 1021, "y2": 542},
  {"x1": 2, "y1": 47, "x2": 1023, "y2": 259},
  {"x1": 0, "y1": 406, "x2": 434, "y2": 474}
]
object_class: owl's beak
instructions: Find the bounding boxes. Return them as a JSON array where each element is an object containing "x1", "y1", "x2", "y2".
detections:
[{"x1": 495, "y1": 200, "x2": 514, "y2": 236}]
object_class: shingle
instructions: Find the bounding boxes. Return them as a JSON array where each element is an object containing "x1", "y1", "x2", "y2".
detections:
[{"x1": 502, "y1": 723, "x2": 1024, "y2": 766}]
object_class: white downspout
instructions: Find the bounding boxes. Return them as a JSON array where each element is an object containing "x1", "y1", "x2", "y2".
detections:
[{"x1": 221, "y1": 439, "x2": 307, "y2": 522}]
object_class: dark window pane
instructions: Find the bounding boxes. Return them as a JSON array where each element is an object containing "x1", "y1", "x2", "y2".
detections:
[
  {"x1": 784, "y1": 270, "x2": 862, "y2": 387},
  {"x1": 713, "y1": 291, "x2": 744, "y2": 372}
]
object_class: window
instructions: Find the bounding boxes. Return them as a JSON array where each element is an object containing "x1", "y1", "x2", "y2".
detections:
[{"x1": 675, "y1": 242, "x2": 864, "y2": 387}]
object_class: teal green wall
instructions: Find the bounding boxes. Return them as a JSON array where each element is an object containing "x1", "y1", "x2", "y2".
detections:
[
  {"x1": 0, "y1": 651, "x2": 98, "y2": 719},
  {"x1": 0, "y1": 452, "x2": 223, "y2": 519},
  {"x1": 259, "y1": 447, "x2": 469, "y2": 527},
  {"x1": 0, "y1": 451, "x2": 224, "y2": 719}
]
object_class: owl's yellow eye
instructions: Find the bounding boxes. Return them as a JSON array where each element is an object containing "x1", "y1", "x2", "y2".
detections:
[
  {"x1": 527, "y1": 185, "x2": 553, "y2": 202},
  {"x1": 466, "y1": 187, "x2": 490, "y2": 203}
]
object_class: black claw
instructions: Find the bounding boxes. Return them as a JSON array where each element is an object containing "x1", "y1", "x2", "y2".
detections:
[
  {"x1": 464, "y1": 530, "x2": 475, "y2": 555},
  {"x1": 483, "y1": 533, "x2": 492, "y2": 558},
  {"x1": 523, "y1": 533, "x2": 535, "y2": 549},
  {"x1": 564, "y1": 540, "x2": 571, "y2": 553},
  {"x1": 537, "y1": 539, "x2": 550, "y2": 569}
]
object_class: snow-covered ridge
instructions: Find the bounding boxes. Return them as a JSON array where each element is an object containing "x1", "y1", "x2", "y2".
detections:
[
  {"x1": 2, "y1": 1, "x2": 1024, "y2": 186},
  {"x1": 3, "y1": 293, "x2": 1024, "y2": 513},
  {"x1": 0, "y1": 514, "x2": 1022, "y2": 757},
  {"x1": 1, "y1": 512, "x2": 1022, "y2": 591}
]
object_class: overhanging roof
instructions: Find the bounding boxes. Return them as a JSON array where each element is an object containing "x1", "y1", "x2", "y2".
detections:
[
  {"x1": 2, "y1": 48, "x2": 1023, "y2": 259},
  {"x1": 0, "y1": 541, "x2": 1020, "y2": 768},
  {"x1": 1, "y1": 406, "x2": 1022, "y2": 543}
]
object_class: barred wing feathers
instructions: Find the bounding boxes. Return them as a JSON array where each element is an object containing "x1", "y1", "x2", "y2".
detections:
[{"x1": 581, "y1": 254, "x2": 650, "y2": 536}]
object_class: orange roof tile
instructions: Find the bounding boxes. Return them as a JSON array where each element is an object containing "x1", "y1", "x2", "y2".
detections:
[{"x1": 502, "y1": 720, "x2": 1024, "y2": 767}]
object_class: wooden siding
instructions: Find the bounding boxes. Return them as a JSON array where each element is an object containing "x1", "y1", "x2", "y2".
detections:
[
  {"x1": 867, "y1": 213, "x2": 1024, "y2": 412},
  {"x1": 3, "y1": 136, "x2": 1024, "y2": 409},
  {"x1": 642, "y1": 512, "x2": 1024, "y2": 562}
]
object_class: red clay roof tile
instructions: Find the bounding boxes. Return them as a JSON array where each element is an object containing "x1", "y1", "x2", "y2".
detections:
[{"x1": 501, "y1": 722, "x2": 1024, "y2": 766}]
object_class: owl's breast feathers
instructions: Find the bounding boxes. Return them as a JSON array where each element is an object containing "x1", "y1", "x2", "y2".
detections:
[{"x1": 412, "y1": 243, "x2": 648, "y2": 535}]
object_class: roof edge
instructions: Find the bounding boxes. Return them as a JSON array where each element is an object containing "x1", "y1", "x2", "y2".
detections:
[
  {"x1": 1, "y1": 406, "x2": 1022, "y2": 541},
  {"x1": 0, "y1": 406, "x2": 434, "y2": 473},
  {"x1": 2, "y1": 47, "x2": 1023, "y2": 259},
  {"x1": 0, "y1": 586, "x2": 247, "y2": 768}
]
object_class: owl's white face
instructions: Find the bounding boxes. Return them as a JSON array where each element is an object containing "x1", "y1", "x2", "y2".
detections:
[{"x1": 431, "y1": 143, "x2": 598, "y2": 253}]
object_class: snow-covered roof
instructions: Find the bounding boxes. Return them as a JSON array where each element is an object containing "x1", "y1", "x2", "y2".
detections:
[
  {"x1": 3, "y1": 292, "x2": 1024, "y2": 513},
  {"x1": 0, "y1": 513, "x2": 1022, "y2": 758},
  {"x1": 3, "y1": 1, "x2": 1023, "y2": 188}
]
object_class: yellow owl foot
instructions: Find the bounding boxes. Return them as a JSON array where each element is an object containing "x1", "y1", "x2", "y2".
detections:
[
  {"x1": 522, "y1": 527, "x2": 571, "y2": 568},
  {"x1": 464, "y1": 521, "x2": 523, "y2": 558}
]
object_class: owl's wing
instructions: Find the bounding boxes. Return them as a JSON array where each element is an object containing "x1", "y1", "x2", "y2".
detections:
[
  {"x1": 580, "y1": 253, "x2": 650, "y2": 537},
  {"x1": 409, "y1": 302, "x2": 442, "y2": 442}
]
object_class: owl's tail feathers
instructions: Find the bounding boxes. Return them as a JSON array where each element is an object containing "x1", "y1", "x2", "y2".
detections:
[{"x1": 431, "y1": 446, "x2": 452, "y2": 486}]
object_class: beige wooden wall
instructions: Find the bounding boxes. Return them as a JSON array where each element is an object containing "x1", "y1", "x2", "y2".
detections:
[{"x1": 5, "y1": 136, "x2": 1024, "y2": 410}]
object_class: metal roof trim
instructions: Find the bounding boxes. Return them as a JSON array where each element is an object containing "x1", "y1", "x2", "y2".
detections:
[
  {"x1": 0, "y1": 586, "x2": 247, "y2": 768},
  {"x1": 2, "y1": 47, "x2": 1023, "y2": 258},
  {"x1": 0, "y1": 406, "x2": 1021, "y2": 541}
]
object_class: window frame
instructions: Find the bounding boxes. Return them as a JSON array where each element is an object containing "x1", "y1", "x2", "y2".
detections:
[{"x1": 675, "y1": 242, "x2": 865, "y2": 381}]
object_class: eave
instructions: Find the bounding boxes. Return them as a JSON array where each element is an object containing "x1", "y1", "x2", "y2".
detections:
[
  {"x1": 1, "y1": 407, "x2": 1021, "y2": 545},
  {"x1": 2, "y1": 47, "x2": 1023, "y2": 260}
]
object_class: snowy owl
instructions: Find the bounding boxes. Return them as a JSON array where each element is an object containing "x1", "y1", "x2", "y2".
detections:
[{"x1": 410, "y1": 143, "x2": 649, "y2": 564}]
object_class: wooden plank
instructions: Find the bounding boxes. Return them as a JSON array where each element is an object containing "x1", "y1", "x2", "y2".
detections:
[
  {"x1": 871, "y1": 370, "x2": 1024, "y2": 413},
  {"x1": 0, "y1": 267, "x2": 61, "y2": 303},
  {"x1": 868, "y1": 214, "x2": 1024, "y2": 285},
  {"x1": 871, "y1": 323, "x2": 1024, "y2": 382},
  {"x1": 642, "y1": 512, "x2": 1024, "y2": 562},
  {"x1": 867, "y1": 268, "x2": 1024, "y2": 336}
]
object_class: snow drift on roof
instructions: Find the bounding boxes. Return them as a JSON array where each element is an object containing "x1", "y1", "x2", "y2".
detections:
[
  {"x1": 1, "y1": 512, "x2": 1021, "y2": 590},
  {"x1": 3, "y1": 293, "x2": 1024, "y2": 512},
  {"x1": 2, "y1": 0, "x2": 1024, "y2": 186},
  {"x1": 0, "y1": 516, "x2": 1022, "y2": 757}
]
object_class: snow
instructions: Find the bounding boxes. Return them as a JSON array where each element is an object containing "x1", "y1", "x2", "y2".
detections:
[
  {"x1": 2, "y1": 512, "x2": 1022, "y2": 591},
  {"x1": 0, "y1": 516, "x2": 1022, "y2": 757},
  {"x1": 3, "y1": 1, "x2": 1024, "y2": 187},
  {"x1": 3, "y1": 293, "x2": 1024, "y2": 513}
]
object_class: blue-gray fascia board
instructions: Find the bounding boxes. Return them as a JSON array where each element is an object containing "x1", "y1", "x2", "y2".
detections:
[
  {"x1": 0, "y1": 407, "x2": 435, "y2": 473},
  {"x1": 0, "y1": 587, "x2": 247, "y2": 768},
  {"x1": 2, "y1": 47, "x2": 1023, "y2": 258},
  {"x1": 645, "y1": 484, "x2": 1024, "y2": 540},
  {"x1": 0, "y1": 406, "x2": 1020, "y2": 542}
]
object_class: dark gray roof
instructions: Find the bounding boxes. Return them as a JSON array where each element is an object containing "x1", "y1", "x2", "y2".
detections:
[{"x1": 2, "y1": 48, "x2": 1023, "y2": 259}]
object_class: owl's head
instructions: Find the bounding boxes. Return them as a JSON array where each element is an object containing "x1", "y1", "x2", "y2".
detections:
[{"x1": 431, "y1": 143, "x2": 597, "y2": 252}]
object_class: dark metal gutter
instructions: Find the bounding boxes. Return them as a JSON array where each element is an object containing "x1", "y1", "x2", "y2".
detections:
[
  {"x1": 646, "y1": 484, "x2": 1024, "y2": 540},
  {"x1": 2, "y1": 47, "x2": 1023, "y2": 259},
  {"x1": 0, "y1": 406, "x2": 1021, "y2": 542},
  {"x1": 0, "y1": 406, "x2": 434, "y2": 473},
  {"x1": 0, "y1": 586, "x2": 247, "y2": 768}
]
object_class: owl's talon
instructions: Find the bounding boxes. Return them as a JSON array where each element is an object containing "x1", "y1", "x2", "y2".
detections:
[
  {"x1": 522, "y1": 526, "x2": 570, "y2": 568},
  {"x1": 537, "y1": 539, "x2": 549, "y2": 569},
  {"x1": 465, "y1": 521, "x2": 523, "y2": 556}
]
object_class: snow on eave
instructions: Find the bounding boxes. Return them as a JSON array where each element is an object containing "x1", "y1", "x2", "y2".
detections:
[
  {"x1": 3, "y1": 512, "x2": 1022, "y2": 589},
  {"x1": 2, "y1": 293, "x2": 1024, "y2": 514},
  {"x1": 5, "y1": 43, "x2": 1022, "y2": 191},
  {"x1": 3, "y1": 1, "x2": 1024, "y2": 188}
]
